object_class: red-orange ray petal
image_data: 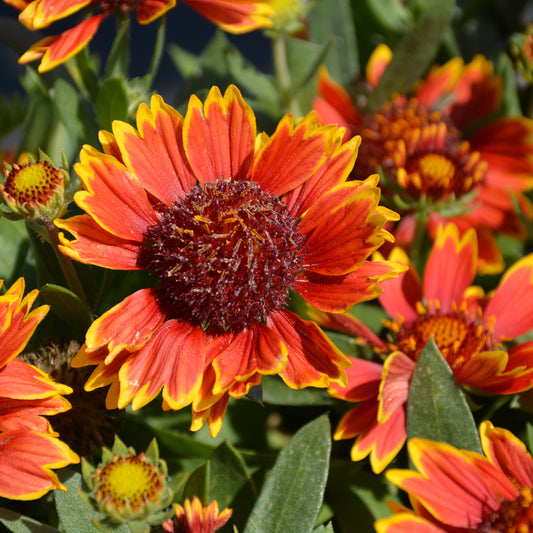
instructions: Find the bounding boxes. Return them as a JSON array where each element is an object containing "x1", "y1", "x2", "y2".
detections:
[
  {"x1": 113, "y1": 95, "x2": 196, "y2": 205},
  {"x1": 388, "y1": 440, "x2": 516, "y2": 528},
  {"x1": 282, "y1": 134, "x2": 359, "y2": 218},
  {"x1": 80, "y1": 289, "x2": 166, "y2": 362},
  {"x1": 0, "y1": 358, "x2": 72, "y2": 400},
  {"x1": 423, "y1": 224, "x2": 477, "y2": 313},
  {"x1": 183, "y1": 0, "x2": 273, "y2": 34},
  {"x1": 445, "y1": 55, "x2": 502, "y2": 131},
  {"x1": 118, "y1": 319, "x2": 207, "y2": 410},
  {"x1": 74, "y1": 147, "x2": 159, "y2": 241},
  {"x1": 335, "y1": 397, "x2": 407, "y2": 474},
  {"x1": 184, "y1": 85, "x2": 256, "y2": 184},
  {"x1": 366, "y1": 44, "x2": 393, "y2": 88},
  {"x1": 296, "y1": 259, "x2": 401, "y2": 312},
  {"x1": 375, "y1": 513, "x2": 447, "y2": 533},
  {"x1": 329, "y1": 357, "x2": 382, "y2": 402},
  {"x1": 0, "y1": 429, "x2": 79, "y2": 500},
  {"x1": 377, "y1": 248, "x2": 421, "y2": 323},
  {"x1": 56, "y1": 214, "x2": 142, "y2": 269},
  {"x1": 415, "y1": 58, "x2": 463, "y2": 109},
  {"x1": 136, "y1": 0, "x2": 176, "y2": 23},
  {"x1": 300, "y1": 178, "x2": 390, "y2": 276},
  {"x1": 0, "y1": 281, "x2": 48, "y2": 368},
  {"x1": 452, "y1": 350, "x2": 511, "y2": 391},
  {"x1": 0, "y1": 395, "x2": 70, "y2": 434},
  {"x1": 313, "y1": 66, "x2": 360, "y2": 140},
  {"x1": 485, "y1": 254, "x2": 533, "y2": 340},
  {"x1": 252, "y1": 112, "x2": 330, "y2": 197},
  {"x1": 209, "y1": 322, "x2": 287, "y2": 395},
  {"x1": 189, "y1": 393, "x2": 230, "y2": 437},
  {"x1": 20, "y1": 15, "x2": 103, "y2": 73},
  {"x1": 271, "y1": 308, "x2": 350, "y2": 389},
  {"x1": 480, "y1": 421, "x2": 533, "y2": 488},
  {"x1": 19, "y1": 0, "x2": 89, "y2": 28},
  {"x1": 4, "y1": 0, "x2": 31, "y2": 12},
  {"x1": 378, "y1": 352, "x2": 414, "y2": 422}
]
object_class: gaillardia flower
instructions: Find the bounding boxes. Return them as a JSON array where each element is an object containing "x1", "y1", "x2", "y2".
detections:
[
  {"x1": 314, "y1": 45, "x2": 533, "y2": 273},
  {"x1": 163, "y1": 496, "x2": 232, "y2": 533},
  {"x1": 4, "y1": 0, "x2": 272, "y2": 72},
  {"x1": 81, "y1": 436, "x2": 173, "y2": 532},
  {"x1": 375, "y1": 421, "x2": 533, "y2": 532},
  {"x1": 0, "y1": 278, "x2": 79, "y2": 500},
  {"x1": 322, "y1": 223, "x2": 533, "y2": 473},
  {"x1": 56, "y1": 85, "x2": 400, "y2": 435}
]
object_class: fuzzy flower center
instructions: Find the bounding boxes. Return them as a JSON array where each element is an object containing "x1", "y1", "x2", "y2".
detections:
[
  {"x1": 139, "y1": 179, "x2": 305, "y2": 334},
  {"x1": 98, "y1": 0, "x2": 140, "y2": 15},
  {"x1": 388, "y1": 304, "x2": 497, "y2": 369},
  {"x1": 93, "y1": 454, "x2": 164, "y2": 514},
  {"x1": 483, "y1": 486, "x2": 533, "y2": 533},
  {"x1": 3, "y1": 161, "x2": 63, "y2": 206}
]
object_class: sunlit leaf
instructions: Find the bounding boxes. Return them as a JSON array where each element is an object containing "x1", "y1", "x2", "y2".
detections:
[
  {"x1": 243, "y1": 414, "x2": 331, "y2": 533},
  {"x1": 0, "y1": 508, "x2": 60, "y2": 533},
  {"x1": 407, "y1": 338, "x2": 482, "y2": 453}
]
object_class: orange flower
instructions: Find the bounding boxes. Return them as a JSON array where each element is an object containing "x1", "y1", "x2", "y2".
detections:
[
  {"x1": 56, "y1": 85, "x2": 401, "y2": 435},
  {"x1": 5, "y1": 0, "x2": 272, "y2": 72},
  {"x1": 375, "y1": 421, "x2": 533, "y2": 532},
  {"x1": 0, "y1": 278, "x2": 79, "y2": 500},
  {"x1": 323, "y1": 224, "x2": 533, "y2": 473},
  {"x1": 163, "y1": 496, "x2": 232, "y2": 533},
  {"x1": 314, "y1": 45, "x2": 533, "y2": 274}
]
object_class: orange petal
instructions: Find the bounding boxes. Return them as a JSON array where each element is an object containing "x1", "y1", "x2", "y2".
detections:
[
  {"x1": 423, "y1": 224, "x2": 477, "y2": 313},
  {"x1": 375, "y1": 513, "x2": 447, "y2": 533},
  {"x1": 83, "y1": 289, "x2": 166, "y2": 361},
  {"x1": 74, "y1": 147, "x2": 159, "y2": 241},
  {"x1": 20, "y1": 15, "x2": 103, "y2": 72},
  {"x1": 296, "y1": 259, "x2": 403, "y2": 312},
  {"x1": 19, "y1": 0, "x2": 89, "y2": 28},
  {"x1": 183, "y1": 0, "x2": 273, "y2": 34},
  {"x1": 118, "y1": 319, "x2": 207, "y2": 410},
  {"x1": 271, "y1": 308, "x2": 350, "y2": 389},
  {"x1": 210, "y1": 322, "x2": 287, "y2": 394},
  {"x1": 329, "y1": 356, "x2": 383, "y2": 402},
  {"x1": 366, "y1": 44, "x2": 393, "y2": 88},
  {"x1": 56, "y1": 214, "x2": 143, "y2": 269},
  {"x1": 137, "y1": 0, "x2": 175, "y2": 23},
  {"x1": 184, "y1": 85, "x2": 256, "y2": 184},
  {"x1": 486, "y1": 254, "x2": 533, "y2": 339},
  {"x1": 113, "y1": 95, "x2": 196, "y2": 205},
  {"x1": 378, "y1": 352, "x2": 414, "y2": 422},
  {"x1": 0, "y1": 429, "x2": 79, "y2": 500}
]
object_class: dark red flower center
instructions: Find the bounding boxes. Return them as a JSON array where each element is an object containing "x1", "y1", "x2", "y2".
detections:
[
  {"x1": 482, "y1": 486, "x2": 533, "y2": 533},
  {"x1": 98, "y1": 0, "x2": 140, "y2": 15},
  {"x1": 138, "y1": 179, "x2": 305, "y2": 334},
  {"x1": 387, "y1": 304, "x2": 497, "y2": 369}
]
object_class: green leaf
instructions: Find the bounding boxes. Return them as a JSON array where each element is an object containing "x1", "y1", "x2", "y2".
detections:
[
  {"x1": 105, "y1": 16, "x2": 130, "y2": 78},
  {"x1": 243, "y1": 414, "x2": 331, "y2": 533},
  {"x1": 407, "y1": 338, "x2": 482, "y2": 453},
  {"x1": 183, "y1": 462, "x2": 209, "y2": 503},
  {"x1": 96, "y1": 77, "x2": 129, "y2": 130},
  {"x1": 0, "y1": 508, "x2": 60, "y2": 533},
  {"x1": 308, "y1": 0, "x2": 359, "y2": 85},
  {"x1": 261, "y1": 375, "x2": 334, "y2": 406},
  {"x1": 496, "y1": 51, "x2": 522, "y2": 117},
  {"x1": 209, "y1": 441, "x2": 253, "y2": 509},
  {"x1": 0, "y1": 218, "x2": 34, "y2": 285},
  {"x1": 360, "y1": 0, "x2": 411, "y2": 34},
  {"x1": 366, "y1": 0, "x2": 456, "y2": 112},
  {"x1": 313, "y1": 524, "x2": 335, "y2": 533},
  {"x1": 52, "y1": 78, "x2": 95, "y2": 146},
  {"x1": 40, "y1": 283, "x2": 92, "y2": 335}
]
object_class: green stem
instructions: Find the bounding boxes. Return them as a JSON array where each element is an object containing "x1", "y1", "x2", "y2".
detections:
[
  {"x1": 272, "y1": 32, "x2": 302, "y2": 117},
  {"x1": 410, "y1": 212, "x2": 429, "y2": 273},
  {"x1": 43, "y1": 217, "x2": 88, "y2": 304}
]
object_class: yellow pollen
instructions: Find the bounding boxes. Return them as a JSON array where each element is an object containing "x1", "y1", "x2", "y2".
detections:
[
  {"x1": 417, "y1": 153, "x2": 455, "y2": 187},
  {"x1": 94, "y1": 454, "x2": 164, "y2": 512},
  {"x1": 4, "y1": 161, "x2": 63, "y2": 205}
]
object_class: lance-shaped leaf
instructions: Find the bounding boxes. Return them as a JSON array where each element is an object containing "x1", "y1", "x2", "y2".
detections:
[
  {"x1": 366, "y1": 0, "x2": 456, "y2": 112},
  {"x1": 0, "y1": 508, "x2": 60, "y2": 533},
  {"x1": 243, "y1": 414, "x2": 331, "y2": 533},
  {"x1": 407, "y1": 338, "x2": 482, "y2": 454}
]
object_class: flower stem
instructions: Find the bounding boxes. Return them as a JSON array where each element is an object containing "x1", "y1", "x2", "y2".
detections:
[
  {"x1": 410, "y1": 213, "x2": 429, "y2": 273},
  {"x1": 43, "y1": 217, "x2": 88, "y2": 304},
  {"x1": 272, "y1": 32, "x2": 302, "y2": 117}
]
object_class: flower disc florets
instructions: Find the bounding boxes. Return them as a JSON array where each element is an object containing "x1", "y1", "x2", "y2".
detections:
[
  {"x1": 138, "y1": 178, "x2": 305, "y2": 334},
  {"x1": 484, "y1": 486, "x2": 533, "y2": 532},
  {"x1": 387, "y1": 302, "x2": 498, "y2": 370},
  {"x1": 1, "y1": 157, "x2": 68, "y2": 222}
]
